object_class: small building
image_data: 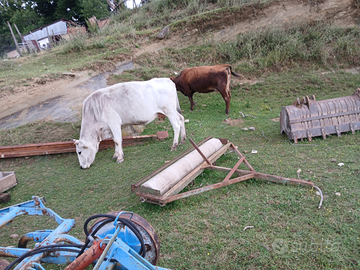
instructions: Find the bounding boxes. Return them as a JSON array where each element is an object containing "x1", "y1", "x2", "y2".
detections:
[{"x1": 22, "y1": 19, "x2": 86, "y2": 52}]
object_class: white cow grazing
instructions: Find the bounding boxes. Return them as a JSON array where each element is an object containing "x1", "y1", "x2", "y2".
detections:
[{"x1": 74, "y1": 78, "x2": 186, "y2": 169}]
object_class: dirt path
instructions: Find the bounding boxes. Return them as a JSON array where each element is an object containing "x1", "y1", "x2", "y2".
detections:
[{"x1": 0, "y1": 0, "x2": 358, "y2": 130}]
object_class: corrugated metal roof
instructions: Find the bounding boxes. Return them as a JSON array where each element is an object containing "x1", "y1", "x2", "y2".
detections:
[{"x1": 22, "y1": 19, "x2": 74, "y2": 41}]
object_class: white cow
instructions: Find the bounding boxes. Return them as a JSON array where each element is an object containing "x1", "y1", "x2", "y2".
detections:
[{"x1": 74, "y1": 78, "x2": 186, "y2": 169}]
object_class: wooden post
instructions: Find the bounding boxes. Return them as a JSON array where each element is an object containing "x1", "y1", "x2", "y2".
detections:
[
  {"x1": 46, "y1": 27, "x2": 53, "y2": 50},
  {"x1": 29, "y1": 31, "x2": 39, "y2": 53},
  {"x1": 13, "y1": 23, "x2": 30, "y2": 54},
  {"x1": 7, "y1": 21, "x2": 22, "y2": 57}
]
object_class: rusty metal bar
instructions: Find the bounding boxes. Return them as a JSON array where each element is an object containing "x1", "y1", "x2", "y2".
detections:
[
  {"x1": 0, "y1": 133, "x2": 165, "y2": 159},
  {"x1": 253, "y1": 172, "x2": 314, "y2": 187},
  {"x1": 223, "y1": 156, "x2": 245, "y2": 182},
  {"x1": 189, "y1": 138, "x2": 212, "y2": 166},
  {"x1": 160, "y1": 173, "x2": 255, "y2": 205},
  {"x1": 230, "y1": 143, "x2": 255, "y2": 171},
  {"x1": 208, "y1": 166, "x2": 314, "y2": 186}
]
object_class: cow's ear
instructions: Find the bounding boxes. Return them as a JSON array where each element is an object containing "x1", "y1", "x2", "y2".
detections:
[{"x1": 73, "y1": 139, "x2": 79, "y2": 145}]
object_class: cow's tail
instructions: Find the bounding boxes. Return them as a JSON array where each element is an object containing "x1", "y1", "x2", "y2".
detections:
[
  {"x1": 228, "y1": 66, "x2": 242, "y2": 78},
  {"x1": 176, "y1": 94, "x2": 182, "y2": 115}
]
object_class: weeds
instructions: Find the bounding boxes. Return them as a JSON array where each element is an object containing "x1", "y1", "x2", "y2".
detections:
[
  {"x1": 217, "y1": 23, "x2": 360, "y2": 71},
  {"x1": 60, "y1": 31, "x2": 88, "y2": 53}
]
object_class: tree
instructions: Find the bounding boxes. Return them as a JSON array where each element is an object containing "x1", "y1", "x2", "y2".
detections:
[
  {"x1": 10, "y1": 9, "x2": 45, "y2": 34},
  {"x1": 0, "y1": 0, "x2": 38, "y2": 55},
  {"x1": 80, "y1": 0, "x2": 110, "y2": 20},
  {"x1": 55, "y1": 0, "x2": 81, "y2": 21},
  {"x1": 32, "y1": 0, "x2": 59, "y2": 24}
]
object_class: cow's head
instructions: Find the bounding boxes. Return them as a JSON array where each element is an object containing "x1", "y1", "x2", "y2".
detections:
[{"x1": 74, "y1": 139, "x2": 98, "y2": 169}]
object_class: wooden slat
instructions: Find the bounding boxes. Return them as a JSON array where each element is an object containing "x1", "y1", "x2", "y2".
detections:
[{"x1": 0, "y1": 172, "x2": 17, "y2": 193}]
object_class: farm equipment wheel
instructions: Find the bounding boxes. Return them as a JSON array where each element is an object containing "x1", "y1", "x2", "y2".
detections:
[
  {"x1": 89, "y1": 211, "x2": 161, "y2": 265},
  {"x1": 0, "y1": 259, "x2": 10, "y2": 270}
]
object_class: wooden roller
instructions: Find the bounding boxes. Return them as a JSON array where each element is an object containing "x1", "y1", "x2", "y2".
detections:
[{"x1": 141, "y1": 138, "x2": 223, "y2": 196}]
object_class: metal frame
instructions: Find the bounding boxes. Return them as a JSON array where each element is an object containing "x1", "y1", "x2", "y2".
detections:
[
  {"x1": 280, "y1": 89, "x2": 360, "y2": 143},
  {"x1": 132, "y1": 137, "x2": 320, "y2": 207},
  {"x1": 0, "y1": 197, "x2": 170, "y2": 270},
  {"x1": 0, "y1": 197, "x2": 81, "y2": 269}
]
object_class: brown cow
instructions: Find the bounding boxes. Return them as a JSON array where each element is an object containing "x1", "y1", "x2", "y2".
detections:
[{"x1": 170, "y1": 64, "x2": 241, "y2": 114}]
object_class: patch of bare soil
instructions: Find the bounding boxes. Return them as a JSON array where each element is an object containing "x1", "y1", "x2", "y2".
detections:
[
  {"x1": 0, "y1": 0, "x2": 358, "y2": 129},
  {"x1": 224, "y1": 118, "x2": 245, "y2": 126},
  {"x1": 0, "y1": 71, "x2": 93, "y2": 120}
]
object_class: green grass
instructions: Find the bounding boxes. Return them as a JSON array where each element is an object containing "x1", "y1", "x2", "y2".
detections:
[{"x1": 0, "y1": 67, "x2": 359, "y2": 269}]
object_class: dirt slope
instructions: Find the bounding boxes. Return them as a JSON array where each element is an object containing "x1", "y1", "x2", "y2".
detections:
[
  {"x1": 135, "y1": 0, "x2": 358, "y2": 55},
  {"x1": 0, "y1": 0, "x2": 359, "y2": 129}
]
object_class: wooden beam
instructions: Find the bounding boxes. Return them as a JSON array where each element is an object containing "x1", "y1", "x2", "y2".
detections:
[{"x1": 7, "y1": 22, "x2": 21, "y2": 57}]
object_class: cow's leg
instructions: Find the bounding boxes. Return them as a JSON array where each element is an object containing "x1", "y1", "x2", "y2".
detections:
[
  {"x1": 188, "y1": 93, "x2": 197, "y2": 111},
  {"x1": 112, "y1": 128, "x2": 124, "y2": 163},
  {"x1": 179, "y1": 112, "x2": 186, "y2": 145},
  {"x1": 223, "y1": 94, "x2": 231, "y2": 115},
  {"x1": 166, "y1": 111, "x2": 185, "y2": 151},
  {"x1": 218, "y1": 78, "x2": 231, "y2": 115},
  {"x1": 103, "y1": 110, "x2": 124, "y2": 163}
]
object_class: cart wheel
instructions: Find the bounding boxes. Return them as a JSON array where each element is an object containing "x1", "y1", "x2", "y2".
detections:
[
  {"x1": 0, "y1": 259, "x2": 10, "y2": 270},
  {"x1": 89, "y1": 211, "x2": 161, "y2": 265}
]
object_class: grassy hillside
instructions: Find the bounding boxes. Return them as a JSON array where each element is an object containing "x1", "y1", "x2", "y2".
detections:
[{"x1": 0, "y1": 0, "x2": 360, "y2": 269}]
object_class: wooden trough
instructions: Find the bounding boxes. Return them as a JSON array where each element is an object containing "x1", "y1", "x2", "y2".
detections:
[
  {"x1": 0, "y1": 172, "x2": 17, "y2": 203},
  {"x1": 132, "y1": 137, "x2": 323, "y2": 207}
]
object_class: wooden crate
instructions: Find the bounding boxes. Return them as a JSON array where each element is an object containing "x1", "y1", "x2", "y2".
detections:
[{"x1": 0, "y1": 171, "x2": 17, "y2": 193}]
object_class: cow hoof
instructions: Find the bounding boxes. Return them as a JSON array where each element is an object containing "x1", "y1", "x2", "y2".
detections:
[
  {"x1": 171, "y1": 145, "x2": 177, "y2": 151},
  {"x1": 112, "y1": 154, "x2": 118, "y2": 159},
  {"x1": 116, "y1": 157, "x2": 124, "y2": 163},
  {"x1": 180, "y1": 138, "x2": 186, "y2": 145}
]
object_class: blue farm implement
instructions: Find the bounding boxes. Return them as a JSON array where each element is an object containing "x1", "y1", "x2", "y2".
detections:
[{"x1": 0, "y1": 196, "x2": 169, "y2": 270}]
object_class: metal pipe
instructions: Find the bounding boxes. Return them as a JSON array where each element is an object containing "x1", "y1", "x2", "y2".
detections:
[
  {"x1": 93, "y1": 226, "x2": 122, "y2": 270},
  {"x1": 64, "y1": 240, "x2": 104, "y2": 270}
]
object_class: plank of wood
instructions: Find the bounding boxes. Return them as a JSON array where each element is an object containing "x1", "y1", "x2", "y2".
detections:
[{"x1": 0, "y1": 172, "x2": 17, "y2": 193}]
